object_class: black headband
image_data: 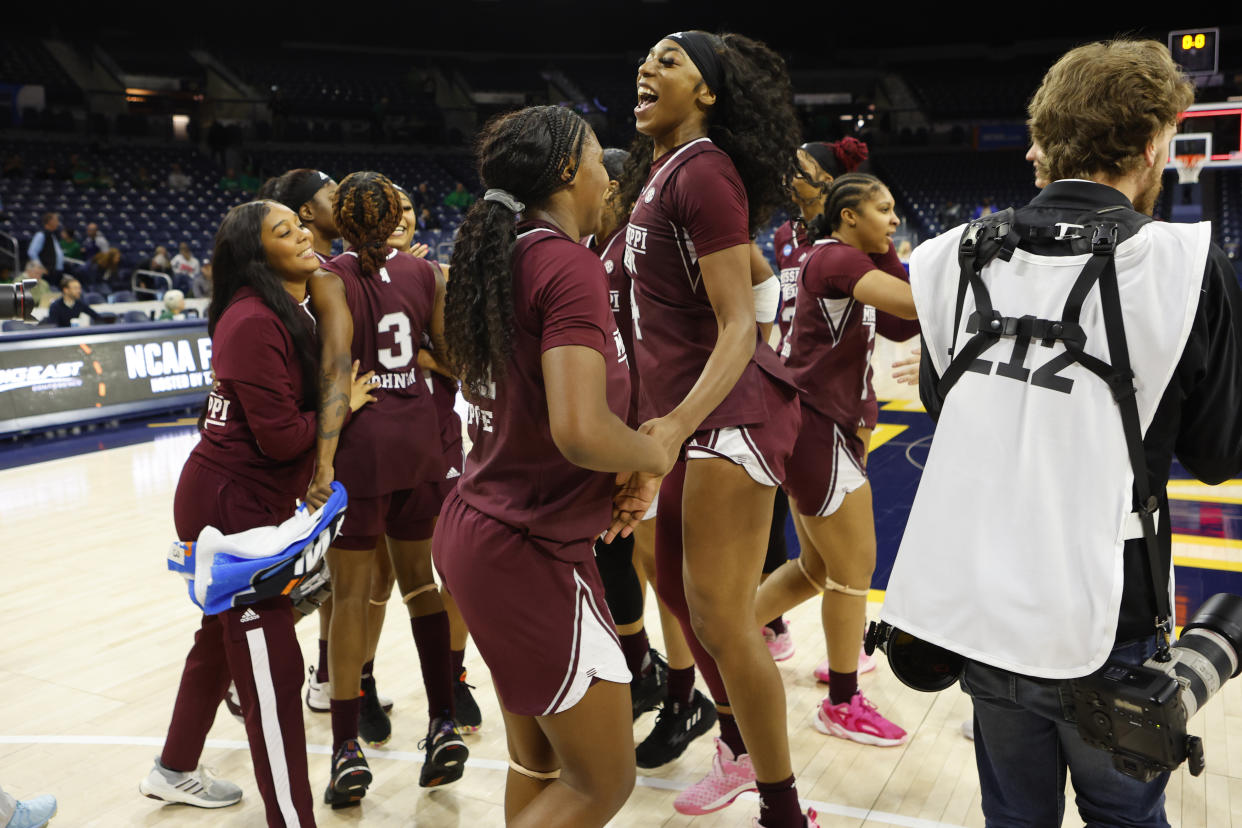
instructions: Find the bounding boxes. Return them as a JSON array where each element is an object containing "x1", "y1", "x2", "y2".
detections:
[{"x1": 666, "y1": 31, "x2": 724, "y2": 95}]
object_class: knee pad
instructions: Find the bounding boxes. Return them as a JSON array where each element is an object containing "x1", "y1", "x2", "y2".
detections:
[
  {"x1": 402, "y1": 583, "x2": 437, "y2": 604},
  {"x1": 508, "y1": 759, "x2": 560, "y2": 780},
  {"x1": 797, "y1": 555, "x2": 868, "y2": 596},
  {"x1": 593, "y1": 535, "x2": 644, "y2": 626}
]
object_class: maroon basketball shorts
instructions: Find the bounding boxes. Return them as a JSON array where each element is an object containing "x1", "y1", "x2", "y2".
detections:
[
  {"x1": 685, "y1": 377, "x2": 801, "y2": 486},
  {"x1": 334, "y1": 486, "x2": 439, "y2": 550},
  {"x1": 782, "y1": 406, "x2": 868, "y2": 518},
  {"x1": 433, "y1": 491, "x2": 630, "y2": 717}
]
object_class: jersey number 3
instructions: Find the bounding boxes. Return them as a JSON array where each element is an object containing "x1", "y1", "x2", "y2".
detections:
[{"x1": 377, "y1": 311, "x2": 414, "y2": 370}]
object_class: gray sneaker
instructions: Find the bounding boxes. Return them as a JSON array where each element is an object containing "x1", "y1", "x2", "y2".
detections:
[{"x1": 139, "y1": 757, "x2": 243, "y2": 808}]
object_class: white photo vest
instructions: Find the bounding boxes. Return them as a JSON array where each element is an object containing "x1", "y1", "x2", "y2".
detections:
[{"x1": 882, "y1": 219, "x2": 1209, "y2": 678}]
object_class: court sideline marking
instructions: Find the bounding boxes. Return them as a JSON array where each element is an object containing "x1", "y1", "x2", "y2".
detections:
[{"x1": 0, "y1": 734, "x2": 966, "y2": 828}]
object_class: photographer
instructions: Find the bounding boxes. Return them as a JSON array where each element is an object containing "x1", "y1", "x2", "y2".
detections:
[{"x1": 882, "y1": 40, "x2": 1242, "y2": 824}]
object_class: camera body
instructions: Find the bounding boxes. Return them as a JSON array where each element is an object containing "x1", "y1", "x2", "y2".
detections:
[
  {"x1": 1071, "y1": 592, "x2": 1242, "y2": 781},
  {"x1": 1071, "y1": 657, "x2": 1200, "y2": 782}
]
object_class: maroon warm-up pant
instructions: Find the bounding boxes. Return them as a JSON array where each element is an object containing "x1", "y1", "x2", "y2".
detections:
[{"x1": 161, "y1": 460, "x2": 316, "y2": 827}]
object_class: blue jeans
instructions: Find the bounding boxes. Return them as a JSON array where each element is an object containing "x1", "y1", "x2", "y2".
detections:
[{"x1": 961, "y1": 637, "x2": 1170, "y2": 828}]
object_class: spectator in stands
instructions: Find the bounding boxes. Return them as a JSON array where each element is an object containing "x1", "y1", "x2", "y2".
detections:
[
  {"x1": 27, "y1": 212, "x2": 63, "y2": 286},
  {"x1": 148, "y1": 245, "x2": 172, "y2": 275},
  {"x1": 59, "y1": 227, "x2": 82, "y2": 260},
  {"x1": 220, "y1": 168, "x2": 242, "y2": 191},
  {"x1": 442, "y1": 181, "x2": 474, "y2": 210},
  {"x1": 240, "y1": 169, "x2": 261, "y2": 195},
  {"x1": 168, "y1": 163, "x2": 191, "y2": 191},
  {"x1": 170, "y1": 242, "x2": 201, "y2": 294},
  {"x1": 412, "y1": 181, "x2": 431, "y2": 211},
  {"x1": 2, "y1": 153, "x2": 24, "y2": 178},
  {"x1": 36, "y1": 161, "x2": 60, "y2": 181},
  {"x1": 46, "y1": 277, "x2": 105, "y2": 327},
  {"x1": 973, "y1": 196, "x2": 995, "y2": 218},
  {"x1": 133, "y1": 166, "x2": 157, "y2": 189},
  {"x1": 83, "y1": 223, "x2": 122, "y2": 283},
  {"x1": 417, "y1": 207, "x2": 441, "y2": 231},
  {"x1": 937, "y1": 199, "x2": 964, "y2": 228},
  {"x1": 192, "y1": 258, "x2": 212, "y2": 298},
  {"x1": 93, "y1": 168, "x2": 116, "y2": 190},
  {"x1": 159, "y1": 289, "x2": 187, "y2": 320}
]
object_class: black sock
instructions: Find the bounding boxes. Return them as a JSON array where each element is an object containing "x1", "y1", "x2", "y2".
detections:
[
  {"x1": 316, "y1": 638, "x2": 329, "y2": 683},
  {"x1": 717, "y1": 711, "x2": 746, "y2": 757},
  {"x1": 756, "y1": 775, "x2": 801, "y2": 827},
  {"x1": 361, "y1": 659, "x2": 374, "y2": 681},
  {"x1": 667, "y1": 666, "x2": 695, "y2": 706},
  {"x1": 828, "y1": 670, "x2": 858, "y2": 706},
  {"x1": 765, "y1": 616, "x2": 787, "y2": 636}
]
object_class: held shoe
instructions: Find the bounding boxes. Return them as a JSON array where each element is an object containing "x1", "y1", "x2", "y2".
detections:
[
  {"x1": 814, "y1": 692, "x2": 908, "y2": 747},
  {"x1": 753, "y1": 807, "x2": 821, "y2": 828},
  {"x1": 305, "y1": 665, "x2": 330, "y2": 713},
  {"x1": 813, "y1": 647, "x2": 876, "y2": 684},
  {"x1": 672, "y1": 738, "x2": 757, "y2": 815},
  {"x1": 454, "y1": 670, "x2": 483, "y2": 733},
  {"x1": 139, "y1": 757, "x2": 243, "y2": 808},
  {"x1": 419, "y1": 716, "x2": 469, "y2": 787},
  {"x1": 359, "y1": 676, "x2": 392, "y2": 747},
  {"x1": 762, "y1": 621, "x2": 795, "y2": 662},
  {"x1": 636, "y1": 688, "x2": 717, "y2": 768},
  {"x1": 324, "y1": 739, "x2": 371, "y2": 809},
  {"x1": 4, "y1": 795, "x2": 57, "y2": 828},
  {"x1": 631, "y1": 648, "x2": 669, "y2": 720}
]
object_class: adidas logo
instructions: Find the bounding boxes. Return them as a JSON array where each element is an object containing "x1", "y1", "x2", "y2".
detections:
[
  {"x1": 445, "y1": 467, "x2": 461, "y2": 479},
  {"x1": 684, "y1": 707, "x2": 701, "y2": 732},
  {"x1": 240, "y1": 608, "x2": 260, "y2": 623}
]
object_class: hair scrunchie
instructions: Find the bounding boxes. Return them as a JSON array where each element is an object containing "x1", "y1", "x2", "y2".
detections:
[{"x1": 483, "y1": 189, "x2": 525, "y2": 214}]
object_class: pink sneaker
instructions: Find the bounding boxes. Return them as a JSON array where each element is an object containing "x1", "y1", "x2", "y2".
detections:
[
  {"x1": 762, "y1": 621, "x2": 795, "y2": 661},
  {"x1": 815, "y1": 692, "x2": 908, "y2": 746},
  {"x1": 673, "y1": 738, "x2": 757, "y2": 815},
  {"x1": 752, "y1": 806, "x2": 821, "y2": 827},
  {"x1": 812, "y1": 647, "x2": 876, "y2": 683}
]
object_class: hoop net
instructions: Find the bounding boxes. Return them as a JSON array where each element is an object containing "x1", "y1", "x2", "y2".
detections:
[{"x1": 1174, "y1": 154, "x2": 1206, "y2": 184}]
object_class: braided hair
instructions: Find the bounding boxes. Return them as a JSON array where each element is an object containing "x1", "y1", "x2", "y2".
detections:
[
  {"x1": 446, "y1": 105, "x2": 588, "y2": 392},
  {"x1": 617, "y1": 31, "x2": 801, "y2": 235},
  {"x1": 332, "y1": 171, "x2": 402, "y2": 278},
  {"x1": 208, "y1": 201, "x2": 319, "y2": 407},
  {"x1": 806, "y1": 173, "x2": 885, "y2": 242}
]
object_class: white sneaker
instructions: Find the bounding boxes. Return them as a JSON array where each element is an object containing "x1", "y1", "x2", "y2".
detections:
[
  {"x1": 306, "y1": 664, "x2": 330, "y2": 713},
  {"x1": 139, "y1": 757, "x2": 243, "y2": 808},
  {"x1": 961, "y1": 718, "x2": 974, "y2": 741}
]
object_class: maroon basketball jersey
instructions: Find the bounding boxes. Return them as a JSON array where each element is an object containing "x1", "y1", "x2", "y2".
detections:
[
  {"x1": 190, "y1": 287, "x2": 316, "y2": 501},
  {"x1": 782, "y1": 238, "x2": 889, "y2": 430},
  {"x1": 590, "y1": 226, "x2": 639, "y2": 426},
  {"x1": 625, "y1": 138, "x2": 795, "y2": 429},
  {"x1": 322, "y1": 249, "x2": 446, "y2": 496},
  {"x1": 457, "y1": 220, "x2": 631, "y2": 554},
  {"x1": 772, "y1": 219, "x2": 815, "y2": 356}
]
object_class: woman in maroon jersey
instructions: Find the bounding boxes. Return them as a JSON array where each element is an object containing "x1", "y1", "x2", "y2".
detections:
[
  {"x1": 139, "y1": 200, "x2": 373, "y2": 827},
  {"x1": 615, "y1": 31, "x2": 817, "y2": 828},
  {"x1": 754, "y1": 173, "x2": 917, "y2": 747},
  {"x1": 435, "y1": 105, "x2": 677, "y2": 828},
  {"x1": 309, "y1": 171, "x2": 463, "y2": 803},
  {"x1": 762, "y1": 137, "x2": 871, "y2": 665}
]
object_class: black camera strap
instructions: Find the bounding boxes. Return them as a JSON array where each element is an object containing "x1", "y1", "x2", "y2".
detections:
[{"x1": 941, "y1": 211, "x2": 1174, "y2": 656}]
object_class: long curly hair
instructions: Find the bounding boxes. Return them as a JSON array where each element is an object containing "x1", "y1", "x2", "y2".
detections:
[
  {"x1": 208, "y1": 201, "x2": 319, "y2": 406},
  {"x1": 446, "y1": 105, "x2": 588, "y2": 392},
  {"x1": 617, "y1": 31, "x2": 801, "y2": 234},
  {"x1": 332, "y1": 171, "x2": 402, "y2": 278}
]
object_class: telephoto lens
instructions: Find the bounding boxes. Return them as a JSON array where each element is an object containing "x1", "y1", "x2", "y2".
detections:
[
  {"x1": 865, "y1": 621, "x2": 964, "y2": 692},
  {"x1": 0, "y1": 279, "x2": 37, "y2": 321},
  {"x1": 1174, "y1": 592, "x2": 1242, "y2": 717}
]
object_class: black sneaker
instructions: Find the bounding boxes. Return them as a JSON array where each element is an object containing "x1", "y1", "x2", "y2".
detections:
[
  {"x1": 635, "y1": 689, "x2": 717, "y2": 769},
  {"x1": 324, "y1": 739, "x2": 371, "y2": 809},
  {"x1": 359, "y1": 676, "x2": 392, "y2": 747},
  {"x1": 454, "y1": 670, "x2": 482, "y2": 733},
  {"x1": 419, "y1": 716, "x2": 468, "y2": 787},
  {"x1": 631, "y1": 648, "x2": 668, "y2": 720}
]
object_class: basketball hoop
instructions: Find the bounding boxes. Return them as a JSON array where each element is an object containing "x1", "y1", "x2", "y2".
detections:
[{"x1": 1174, "y1": 153, "x2": 1206, "y2": 184}]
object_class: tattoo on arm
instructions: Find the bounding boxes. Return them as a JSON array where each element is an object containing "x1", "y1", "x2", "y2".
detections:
[{"x1": 317, "y1": 355, "x2": 350, "y2": 440}]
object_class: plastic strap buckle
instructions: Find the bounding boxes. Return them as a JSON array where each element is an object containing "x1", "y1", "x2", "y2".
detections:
[{"x1": 1091, "y1": 223, "x2": 1119, "y2": 255}]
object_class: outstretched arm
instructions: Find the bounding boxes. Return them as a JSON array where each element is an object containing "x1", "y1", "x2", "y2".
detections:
[{"x1": 306, "y1": 270, "x2": 354, "y2": 508}]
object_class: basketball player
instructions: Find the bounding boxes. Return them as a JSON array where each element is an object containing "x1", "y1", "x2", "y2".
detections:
[
  {"x1": 139, "y1": 200, "x2": 374, "y2": 827},
  {"x1": 587, "y1": 148, "x2": 715, "y2": 766},
  {"x1": 753, "y1": 173, "x2": 916, "y2": 747},
  {"x1": 311, "y1": 171, "x2": 464, "y2": 801},
  {"x1": 763, "y1": 138, "x2": 869, "y2": 664},
  {"x1": 616, "y1": 31, "x2": 816, "y2": 827},
  {"x1": 434, "y1": 105, "x2": 677, "y2": 828}
]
